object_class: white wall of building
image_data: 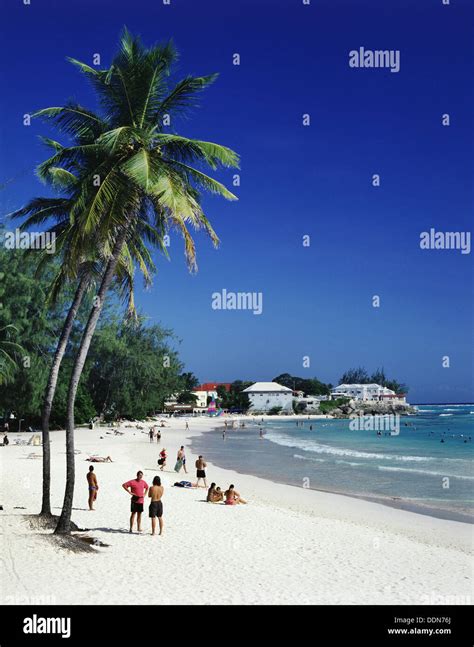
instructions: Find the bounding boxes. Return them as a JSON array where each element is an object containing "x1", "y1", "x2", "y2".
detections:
[
  {"x1": 331, "y1": 384, "x2": 406, "y2": 402},
  {"x1": 247, "y1": 391, "x2": 293, "y2": 412}
]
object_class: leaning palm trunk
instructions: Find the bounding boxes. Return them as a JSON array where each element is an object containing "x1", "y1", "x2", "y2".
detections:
[
  {"x1": 55, "y1": 230, "x2": 128, "y2": 534},
  {"x1": 40, "y1": 272, "x2": 90, "y2": 516}
]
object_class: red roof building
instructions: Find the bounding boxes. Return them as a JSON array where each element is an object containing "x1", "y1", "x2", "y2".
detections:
[{"x1": 194, "y1": 382, "x2": 232, "y2": 392}]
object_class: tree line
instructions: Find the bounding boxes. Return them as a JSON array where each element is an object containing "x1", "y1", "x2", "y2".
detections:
[{"x1": 0, "y1": 248, "x2": 186, "y2": 426}]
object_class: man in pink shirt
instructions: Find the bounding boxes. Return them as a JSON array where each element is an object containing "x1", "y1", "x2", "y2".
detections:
[{"x1": 122, "y1": 470, "x2": 149, "y2": 533}]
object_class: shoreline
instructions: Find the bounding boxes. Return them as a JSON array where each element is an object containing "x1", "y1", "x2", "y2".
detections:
[
  {"x1": 187, "y1": 416, "x2": 474, "y2": 525},
  {"x1": 1, "y1": 417, "x2": 472, "y2": 605}
]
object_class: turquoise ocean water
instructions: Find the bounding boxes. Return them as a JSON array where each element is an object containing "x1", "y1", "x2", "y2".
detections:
[{"x1": 190, "y1": 404, "x2": 474, "y2": 522}]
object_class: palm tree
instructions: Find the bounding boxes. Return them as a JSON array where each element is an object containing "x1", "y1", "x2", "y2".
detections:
[
  {"x1": 0, "y1": 325, "x2": 23, "y2": 386},
  {"x1": 31, "y1": 28, "x2": 239, "y2": 534},
  {"x1": 10, "y1": 134, "x2": 164, "y2": 516}
]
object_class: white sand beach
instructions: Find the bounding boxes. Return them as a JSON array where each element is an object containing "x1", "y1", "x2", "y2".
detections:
[{"x1": 1, "y1": 417, "x2": 472, "y2": 605}]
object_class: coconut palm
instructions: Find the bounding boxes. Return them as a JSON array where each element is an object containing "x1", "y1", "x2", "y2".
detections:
[
  {"x1": 11, "y1": 190, "x2": 165, "y2": 516},
  {"x1": 0, "y1": 325, "x2": 24, "y2": 386},
  {"x1": 32, "y1": 28, "x2": 239, "y2": 533}
]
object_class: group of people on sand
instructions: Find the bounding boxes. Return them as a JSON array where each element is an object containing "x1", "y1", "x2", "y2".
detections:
[
  {"x1": 86, "y1": 442, "x2": 246, "y2": 535},
  {"x1": 87, "y1": 467, "x2": 164, "y2": 535},
  {"x1": 207, "y1": 483, "x2": 247, "y2": 505},
  {"x1": 122, "y1": 471, "x2": 164, "y2": 536}
]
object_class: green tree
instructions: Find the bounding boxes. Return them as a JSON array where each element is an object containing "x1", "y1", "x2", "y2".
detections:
[
  {"x1": 181, "y1": 372, "x2": 199, "y2": 391},
  {"x1": 339, "y1": 367, "x2": 371, "y2": 384},
  {"x1": 177, "y1": 392, "x2": 198, "y2": 406},
  {"x1": 87, "y1": 319, "x2": 184, "y2": 418},
  {"x1": 272, "y1": 373, "x2": 330, "y2": 396},
  {"x1": 32, "y1": 29, "x2": 239, "y2": 533},
  {"x1": 0, "y1": 325, "x2": 23, "y2": 386}
]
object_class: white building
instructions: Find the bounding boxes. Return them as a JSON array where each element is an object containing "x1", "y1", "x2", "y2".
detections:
[
  {"x1": 294, "y1": 394, "x2": 328, "y2": 412},
  {"x1": 242, "y1": 382, "x2": 293, "y2": 413},
  {"x1": 191, "y1": 383, "x2": 232, "y2": 412},
  {"x1": 330, "y1": 383, "x2": 406, "y2": 402}
]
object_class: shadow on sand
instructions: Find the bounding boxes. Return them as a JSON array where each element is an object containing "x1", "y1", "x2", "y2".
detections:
[{"x1": 89, "y1": 527, "x2": 135, "y2": 535}]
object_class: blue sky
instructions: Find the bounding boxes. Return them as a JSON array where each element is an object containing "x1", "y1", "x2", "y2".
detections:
[{"x1": 1, "y1": 0, "x2": 473, "y2": 403}]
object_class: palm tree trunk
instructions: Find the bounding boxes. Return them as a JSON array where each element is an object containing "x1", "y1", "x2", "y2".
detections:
[
  {"x1": 55, "y1": 230, "x2": 128, "y2": 534},
  {"x1": 40, "y1": 272, "x2": 90, "y2": 516}
]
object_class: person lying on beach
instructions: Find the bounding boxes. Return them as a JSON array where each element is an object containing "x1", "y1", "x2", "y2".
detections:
[
  {"x1": 87, "y1": 455, "x2": 113, "y2": 462},
  {"x1": 87, "y1": 466, "x2": 99, "y2": 510},
  {"x1": 148, "y1": 475, "x2": 164, "y2": 536},
  {"x1": 173, "y1": 481, "x2": 196, "y2": 488},
  {"x1": 224, "y1": 484, "x2": 247, "y2": 505}
]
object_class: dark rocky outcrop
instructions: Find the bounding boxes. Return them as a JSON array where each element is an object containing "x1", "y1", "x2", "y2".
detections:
[{"x1": 330, "y1": 400, "x2": 416, "y2": 418}]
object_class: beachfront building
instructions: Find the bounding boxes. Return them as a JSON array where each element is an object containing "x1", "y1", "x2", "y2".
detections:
[
  {"x1": 242, "y1": 382, "x2": 293, "y2": 413},
  {"x1": 294, "y1": 394, "x2": 329, "y2": 412},
  {"x1": 330, "y1": 383, "x2": 406, "y2": 402},
  {"x1": 163, "y1": 394, "x2": 194, "y2": 414},
  {"x1": 191, "y1": 383, "x2": 231, "y2": 412}
]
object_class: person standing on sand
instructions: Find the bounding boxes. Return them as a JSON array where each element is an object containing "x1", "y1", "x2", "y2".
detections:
[
  {"x1": 185, "y1": 420, "x2": 189, "y2": 431},
  {"x1": 181, "y1": 446, "x2": 188, "y2": 473},
  {"x1": 149, "y1": 428, "x2": 154, "y2": 443},
  {"x1": 195, "y1": 455, "x2": 207, "y2": 488},
  {"x1": 174, "y1": 446, "x2": 187, "y2": 473},
  {"x1": 86, "y1": 466, "x2": 99, "y2": 510},
  {"x1": 156, "y1": 430, "x2": 161, "y2": 444},
  {"x1": 122, "y1": 471, "x2": 149, "y2": 533},
  {"x1": 148, "y1": 475, "x2": 164, "y2": 536}
]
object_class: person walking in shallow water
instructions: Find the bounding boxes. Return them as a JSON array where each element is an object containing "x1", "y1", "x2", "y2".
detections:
[{"x1": 148, "y1": 476, "x2": 164, "y2": 536}]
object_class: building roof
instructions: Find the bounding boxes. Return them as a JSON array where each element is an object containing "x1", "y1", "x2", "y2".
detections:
[
  {"x1": 332, "y1": 383, "x2": 395, "y2": 394},
  {"x1": 242, "y1": 381, "x2": 293, "y2": 393},
  {"x1": 193, "y1": 383, "x2": 231, "y2": 392}
]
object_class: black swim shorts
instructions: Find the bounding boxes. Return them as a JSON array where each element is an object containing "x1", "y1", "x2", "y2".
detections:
[
  {"x1": 149, "y1": 500, "x2": 163, "y2": 518},
  {"x1": 131, "y1": 500, "x2": 144, "y2": 513}
]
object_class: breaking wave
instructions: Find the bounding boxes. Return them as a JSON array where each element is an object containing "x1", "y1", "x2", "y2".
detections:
[
  {"x1": 268, "y1": 433, "x2": 432, "y2": 462},
  {"x1": 378, "y1": 466, "x2": 474, "y2": 480}
]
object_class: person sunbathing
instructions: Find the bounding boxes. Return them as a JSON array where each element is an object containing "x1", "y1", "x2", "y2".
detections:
[
  {"x1": 87, "y1": 455, "x2": 113, "y2": 463},
  {"x1": 207, "y1": 483, "x2": 224, "y2": 502},
  {"x1": 212, "y1": 487, "x2": 224, "y2": 502},
  {"x1": 224, "y1": 484, "x2": 247, "y2": 505}
]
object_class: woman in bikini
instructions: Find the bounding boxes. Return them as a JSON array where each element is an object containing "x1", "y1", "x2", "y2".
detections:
[
  {"x1": 148, "y1": 476, "x2": 164, "y2": 535},
  {"x1": 224, "y1": 484, "x2": 247, "y2": 505}
]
